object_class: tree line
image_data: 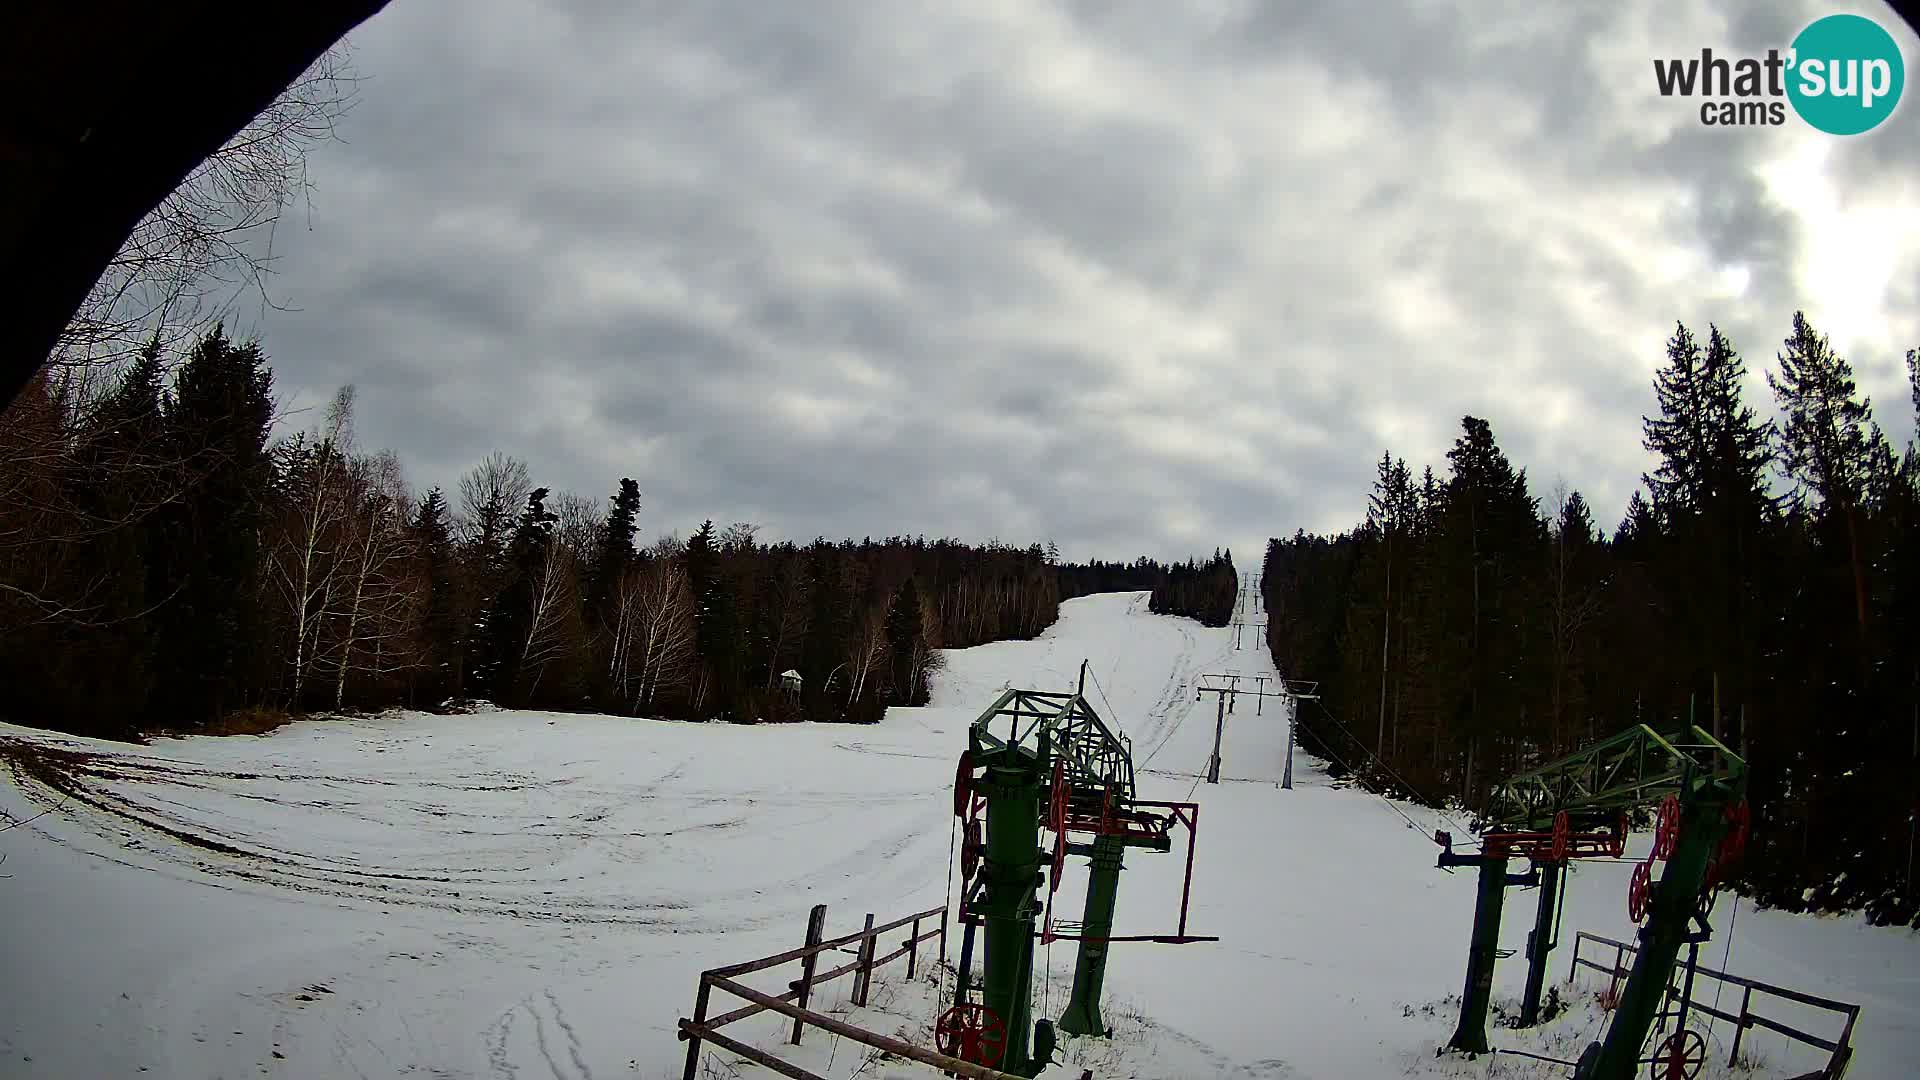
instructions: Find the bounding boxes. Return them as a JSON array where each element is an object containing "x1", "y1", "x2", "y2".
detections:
[
  {"x1": 1147, "y1": 550, "x2": 1238, "y2": 626},
  {"x1": 1262, "y1": 312, "x2": 1920, "y2": 926},
  {"x1": 0, "y1": 328, "x2": 1229, "y2": 738}
]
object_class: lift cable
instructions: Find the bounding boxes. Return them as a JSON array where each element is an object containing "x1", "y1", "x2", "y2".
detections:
[
  {"x1": 1302, "y1": 729, "x2": 1433, "y2": 837},
  {"x1": 1084, "y1": 665, "x2": 1125, "y2": 743},
  {"x1": 1710, "y1": 892, "x2": 1741, "y2": 1021},
  {"x1": 941, "y1": 810, "x2": 958, "y2": 1004},
  {"x1": 1307, "y1": 697, "x2": 1477, "y2": 844}
]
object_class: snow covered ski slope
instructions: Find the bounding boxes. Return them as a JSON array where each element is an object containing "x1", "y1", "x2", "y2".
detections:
[{"x1": 1, "y1": 591, "x2": 1915, "y2": 1078}]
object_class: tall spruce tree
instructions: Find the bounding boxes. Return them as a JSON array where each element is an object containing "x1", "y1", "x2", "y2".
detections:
[
  {"x1": 149, "y1": 327, "x2": 275, "y2": 725},
  {"x1": 587, "y1": 478, "x2": 640, "y2": 621},
  {"x1": 1642, "y1": 322, "x2": 1776, "y2": 728},
  {"x1": 1438, "y1": 416, "x2": 1544, "y2": 795},
  {"x1": 1769, "y1": 311, "x2": 1882, "y2": 631},
  {"x1": 412, "y1": 487, "x2": 460, "y2": 703}
]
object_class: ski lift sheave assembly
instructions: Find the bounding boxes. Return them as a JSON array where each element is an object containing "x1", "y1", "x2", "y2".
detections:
[
  {"x1": 1433, "y1": 721, "x2": 1751, "y2": 1080},
  {"x1": 942, "y1": 662, "x2": 1216, "y2": 1077}
]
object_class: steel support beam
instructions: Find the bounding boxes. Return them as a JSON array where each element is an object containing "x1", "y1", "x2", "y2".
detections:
[
  {"x1": 979, "y1": 762, "x2": 1043, "y2": 1075},
  {"x1": 1057, "y1": 832, "x2": 1125, "y2": 1036},
  {"x1": 1578, "y1": 792, "x2": 1732, "y2": 1080},
  {"x1": 1518, "y1": 859, "x2": 1562, "y2": 1027}
]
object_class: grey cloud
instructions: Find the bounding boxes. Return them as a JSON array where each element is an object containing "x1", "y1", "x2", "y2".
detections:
[{"x1": 252, "y1": 0, "x2": 1920, "y2": 565}]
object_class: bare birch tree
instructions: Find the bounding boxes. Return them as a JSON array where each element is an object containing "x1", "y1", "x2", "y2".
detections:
[
  {"x1": 517, "y1": 528, "x2": 581, "y2": 700},
  {"x1": 613, "y1": 541, "x2": 698, "y2": 712},
  {"x1": 846, "y1": 607, "x2": 889, "y2": 706},
  {"x1": 268, "y1": 385, "x2": 355, "y2": 704},
  {"x1": 328, "y1": 450, "x2": 417, "y2": 709}
]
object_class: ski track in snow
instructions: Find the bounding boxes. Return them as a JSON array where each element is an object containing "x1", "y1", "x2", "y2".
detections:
[{"x1": 1, "y1": 590, "x2": 1917, "y2": 1080}]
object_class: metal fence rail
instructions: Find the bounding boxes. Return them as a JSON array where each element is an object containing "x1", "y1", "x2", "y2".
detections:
[
  {"x1": 1566, "y1": 930, "x2": 1860, "y2": 1079},
  {"x1": 679, "y1": 901, "x2": 1028, "y2": 1080}
]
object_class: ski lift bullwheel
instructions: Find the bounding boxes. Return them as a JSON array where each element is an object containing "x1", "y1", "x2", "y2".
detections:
[
  {"x1": 1551, "y1": 810, "x2": 1571, "y2": 862},
  {"x1": 953, "y1": 750, "x2": 976, "y2": 817},
  {"x1": 1608, "y1": 813, "x2": 1628, "y2": 859},
  {"x1": 935, "y1": 1002, "x2": 1007, "y2": 1067},
  {"x1": 960, "y1": 817, "x2": 983, "y2": 882},
  {"x1": 1048, "y1": 757, "x2": 1068, "y2": 835},
  {"x1": 1628, "y1": 861, "x2": 1652, "y2": 924},
  {"x1": 1720, "y1": 800, "x2": 1751, "y2": 864},
  {"x1": 1049, "y1": 830, "x2": 1067, "y2": 893},
  {"x1": 1647, "y1": 1028, "x2": 1706, "y2": 1080},
  {"x1": 1653, "y1": 795, "x2": 1681, "y2": 860}
]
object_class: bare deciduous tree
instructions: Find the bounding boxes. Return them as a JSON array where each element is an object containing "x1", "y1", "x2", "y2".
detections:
[
  {"x1": 517, "y1": 528, "x2": 581, "y2": 700},
  {"x1": 612, "y1": 539, "x2": 698, "y2": 712},
  {"x1": 327, "y1": 450, "x2": 417, "y2": 709},
  {"x1": 761, "y1": 557, "x2": 813, "y2": 689},
  {"x1": 268, "y1": 385, "x2": 355, "y2": 704},
  {"x1": 52, "y1": 49, "x2": 363, "y2": 375},
  {"x1": 458, "y1": 452, "x2": 532, "y2": 557},
  {"x1": 550, "y1": 490, "x2": 604, "y2": 563}
]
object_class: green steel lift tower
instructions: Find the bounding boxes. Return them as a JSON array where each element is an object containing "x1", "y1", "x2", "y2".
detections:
[
  {"x1": 942, "y1": 667, "x2": 1213, "y2": 1076},
  {"x1": 1433, "y1": 723, "x2": 1748, "y2": 1080}
]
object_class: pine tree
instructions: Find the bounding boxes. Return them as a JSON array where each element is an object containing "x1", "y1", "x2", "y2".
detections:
[
  {"x1": 476, "y1": 488, "x2": 555, "y2": 703},
  {"x1": 1438, "y1": 416, "x2": 1544, "y2": 795},
  {"x1": 885, "y1": 577, "x2": 926, "y2": 704},
  {"x1": 1642, "y1": 323, "x2": 1777, "y2": 725},
  {"x1": 1642, "y1": 322, "x2": 1710, "y2": 520},
  {"x1": 412, "y1": 487, "x2": 460, "y2": 702},
  {"x1": 587, "y1": 478, "x2": 640, "y2": 623},
  {"x1": 71, "y1": 340, "x2": 168, "y2": 719},
  {"x1": 1769, "y1": 311, "x2": 1883, "y2": 630},
  {"x1": 685, "y1": 519, "x2": 741, "y2": 718},
  {"x1": 148, "y1": 327, "x2": 275, "y2": 724}
]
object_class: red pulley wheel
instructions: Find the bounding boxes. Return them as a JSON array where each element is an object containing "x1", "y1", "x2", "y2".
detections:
[
  {"x1": 1721, "y1": 800, "x2": 1751, "y2": 864},
  {"x1": 1551, "y1": 810, "x2": 1571, "y2": 862},
  {"x1": 1050, "y1": 831, "x2": 1067, "y2": 893},
  {"x1": 960, "y1": 818, "x2": 983, "y2": 881},
  {"x1": 953, "y1": 750, "x2": 975, "y2": 818},
  {"x1": 1628, "y1": 861, "x2": 1652, "y2": 923},
  {"x1": 1609, "y1": 813, "x2": 1628, "y2": 859},
  {"x1": 1648, "y1": 1028, "x2": 1706, "y2": 1080},
  {"x1": 1654, "y1": 795, "x2": 1681, "y2": 860},
  {"x1": 935, "y1": 1003, "x2": 1007, "y2": 1066},
  {"x1": 1049, "y1": 758, "x2": 1068, "y2": 834}
]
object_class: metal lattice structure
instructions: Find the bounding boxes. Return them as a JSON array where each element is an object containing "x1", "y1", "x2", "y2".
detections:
[
  {"x1": 951, "y1": 668, "x2": 1212, "y2": 1076},
  {"x1": 968, "y1": 688, "x2": 1136, "y2": 802},
  {"x1": 1441, "y1": 720, "x2": 1750, "y2": 1078},
  {"x1": 1485, "y1": 724, "x2": 1747, "y2": 832}
]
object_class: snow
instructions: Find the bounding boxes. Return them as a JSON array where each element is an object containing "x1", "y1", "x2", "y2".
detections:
[{"x1": 1, "y1": 590, "x2": 1916, "y2": 1079}]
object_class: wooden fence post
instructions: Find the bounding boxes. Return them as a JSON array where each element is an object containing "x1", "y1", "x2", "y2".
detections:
[
  {"x1": 1727, "y1": 985, "x2": 1753, "y2": 1067},
  {"x1": 681, "y1": 977, "x2": 712, "y2": 1080},
  {"x1": 790, "y1": 904, "x2": 828, "y2": 1045},
  {"x1": 852, "y1": 912, "x2": 877, "y2": 1007},
  {"x1": 907, "y1": 914, "x2": 921, "y2": 980}
]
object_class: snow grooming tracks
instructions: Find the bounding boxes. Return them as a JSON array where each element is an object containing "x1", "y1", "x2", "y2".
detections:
[{"x1": 0, "y1": 735, "x2": 712, "y2": 929}]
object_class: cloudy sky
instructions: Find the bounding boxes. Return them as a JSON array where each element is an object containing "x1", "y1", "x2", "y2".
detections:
[{"x1": 253, "y1": 0, "x2": 1920, "y2": 565}]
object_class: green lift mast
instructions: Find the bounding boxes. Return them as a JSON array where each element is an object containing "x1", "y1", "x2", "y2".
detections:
[
  {"x1": 1434, "y1": 723, "x2": 1748, "y2": 1080},
  {"x1": 945, "y1": 666, "x2": 1213, "y2": 1076}
]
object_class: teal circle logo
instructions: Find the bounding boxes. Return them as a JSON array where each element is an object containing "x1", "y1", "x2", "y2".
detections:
[{"x1": 1787, "y1": 14, "x2": 1904, "y2": 135}]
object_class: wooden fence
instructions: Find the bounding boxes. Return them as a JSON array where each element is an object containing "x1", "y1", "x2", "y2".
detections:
[
  {"x1": 1567, "y1": 930, "x2": 1860, "y2": 1079},
  {"x1": 678, "y1": 901, "x2": 1028, "y2": 1080}
]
